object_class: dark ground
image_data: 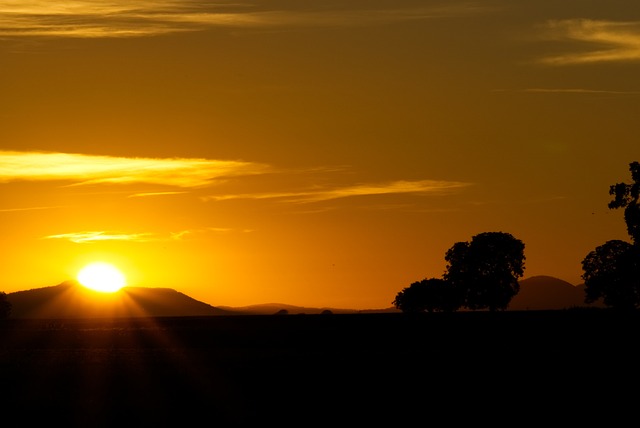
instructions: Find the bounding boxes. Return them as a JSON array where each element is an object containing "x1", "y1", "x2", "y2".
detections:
[{"x1": 1, "y1": 310, "x2": 639, "y2": 426}]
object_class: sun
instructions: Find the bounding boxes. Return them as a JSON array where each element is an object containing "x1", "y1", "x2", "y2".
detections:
[{"x1": 77, "y1": 262, "x2": 126, "y2": 293}]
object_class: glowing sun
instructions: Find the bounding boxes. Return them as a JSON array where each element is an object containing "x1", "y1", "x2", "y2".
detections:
[{"x1": 77, "y1": 262, "x2": 126, "y2": 292}]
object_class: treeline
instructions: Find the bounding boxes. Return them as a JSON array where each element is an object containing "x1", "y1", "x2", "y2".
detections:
[{"x1": 394, "y1": 161, "x2": 640, "y2": 313}]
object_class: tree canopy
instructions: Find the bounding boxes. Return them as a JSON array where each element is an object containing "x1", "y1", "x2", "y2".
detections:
[
  {"x1": 581, "y1": 161, "x2": 640, "y2": 310},
  {"x1": 581, "y1": 240, "x2": 640, "y2": 310},
  {"x1": 444, "y1": 231, "x2": 526, "y2": 311},
  {"x1": 393, "y1": 231, "x2": 525, "y2": 313},
  {"x1": 608, "y1": 161, "x2": 640, "y2": 244},
  {"x1": 393, "y1": 278, "x2": 461, "y2": 313}
]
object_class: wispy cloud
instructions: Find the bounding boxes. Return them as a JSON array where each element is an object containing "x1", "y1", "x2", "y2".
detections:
[
  {"x1": 45, "y1": 227, "x2": 241, "y2": 243},
  {"x1": 203, "y1": 179, "x2": 472, "y2": 203},
  {"x1": 521, "y1": 88, "x2": 640, "y2": 94},
  {"x1": 128, "y1": 191, "x2": 188, "y2": 198},
  {"x1": 169, "y1": 227, "x2": 236, "y2": 240},
  {"x1": 0, "y1": 150, "x2": 268, "y2": 187},
  {"x1": 44, "y1": 231, "x2": 154, "y2": 243},
  {"x1": 492, "y1": 88, "x2": 640, "y2": 96},
  {"x1": 1, "y1": 151, "x2": 472, "y2": 209},
  {"x1": 0, "y1": 205, "x2": 62, "y2": 212},
  {"x1": 0, "y1": 1, "x2": 490, "y2": 38},
  {"x1": 539, "y1": 19, "x2": 640, "y2": 65}
]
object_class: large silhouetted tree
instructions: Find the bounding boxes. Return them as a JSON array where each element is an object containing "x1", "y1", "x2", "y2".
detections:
[
  {"x1": 581, "y1": 161, "x2": 640, "y2": 310},
  {"x1": 393, "y1": 277, "x2": 461, "y2": 313},
  {"x1": 608, "y1": 161, "x2": 640, "y2": 244},
  {"x1": 444, "y1": 232, "x2": 526, "y2": 311},
  {"x1": 581, "y1": 240, "x2": 640, "y2": 310},
  {"x1": 0, "y1": 292, "x2": 11, "y2": 319}
]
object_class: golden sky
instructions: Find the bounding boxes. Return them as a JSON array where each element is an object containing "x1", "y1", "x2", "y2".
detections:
[{"x1": 1, "y1": 0, "x2": 638, "y2": 309}]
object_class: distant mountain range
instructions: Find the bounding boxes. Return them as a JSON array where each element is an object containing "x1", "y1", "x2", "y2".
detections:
[{"x1": 4, "y1": 275, "x2": 603, "y2": 319}]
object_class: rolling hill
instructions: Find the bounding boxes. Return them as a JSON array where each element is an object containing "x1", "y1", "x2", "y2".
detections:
[
  {"x1": 509, "y1": 275, "x2": 603, "y2": 310},
  {"x1": 6, "y1": 280, "x2": 232, "y2": 319}
]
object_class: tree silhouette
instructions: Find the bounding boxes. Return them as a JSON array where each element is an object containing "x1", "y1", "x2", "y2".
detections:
[
  {"x1": 444, "y1": 232, "x2": 526, "y2": 311},
  {"x1": 0, "y1": 291, "x2": 11, "y2": 319},
  {"x1": 393, "y1": 231, "x2": 526, "y2": 312},
  {"x1": 581, "y1": 161, "x2": 640, "y2": 310},
  {"x1": 582, "y1": 240, "x2": 640, "y2": 310},
  {"x1": 608, "y1": 161, "x2": 640, "y2": 244},
  {"x1": 393, "y1": 277, "x2": 461, "y2": 313}
]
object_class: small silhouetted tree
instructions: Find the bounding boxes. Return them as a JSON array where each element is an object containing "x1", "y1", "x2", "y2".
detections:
[
  {"x1": 581, "y1": 240, "x2": 640, "y2": 310},
  {"x1": 444, "y1": 231, "x2": 526, "y2": 311},
  {"x1": 0, "y1": 292, "x2": 11, "y2": 319},
  {"x1": 608, "y1": 161, "x2": 640, "y2": 244},
  {"x1": 393, "y1": 278, "x2": 461, "y2": 313}
]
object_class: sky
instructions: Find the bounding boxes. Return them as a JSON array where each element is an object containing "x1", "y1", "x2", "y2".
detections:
[{"x1": 0, "y1": 0, "x2": 638, "y2": 310}]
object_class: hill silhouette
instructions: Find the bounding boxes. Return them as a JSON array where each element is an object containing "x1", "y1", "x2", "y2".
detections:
[
  {"x1": 6, "y1": 280, "x2": 232, "y2": 319},
  {"x1": 509, "y1": 275, "x2": 604, "y2": 310}
]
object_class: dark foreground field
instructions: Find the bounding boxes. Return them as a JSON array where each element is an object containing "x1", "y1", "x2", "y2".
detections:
[{"x1": 1, "y1": 310, "x2": 639, "y2": 426}]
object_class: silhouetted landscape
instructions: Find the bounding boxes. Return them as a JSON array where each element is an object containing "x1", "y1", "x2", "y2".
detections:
[
  {"x1": 4, "y1": 275, "x2": 602, "y2": 319},
  {"x1": 3, "y1": 1, "x2": 640, "y2": 425},
  {"x1": 1, "y1": 277, "x2": 635, "y2": 426},
  {"x1": 2, "y1": 161, "x2": 634, "y2": 426},
  {"x1": 2, "y1": 309, "x2": 638, "y2": 426}
]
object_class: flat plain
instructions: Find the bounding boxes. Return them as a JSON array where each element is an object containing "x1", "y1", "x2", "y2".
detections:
[{"x1": 1, "y1": 311, "x2": 638, "y2": 426}]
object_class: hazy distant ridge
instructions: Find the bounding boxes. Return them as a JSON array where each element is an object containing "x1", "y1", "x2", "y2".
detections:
[
  {"x1": 5, "y1": 275, "x2": 602, "y2": 319},
  {"x1": 509, "y1": 275, "x2": 600, "y2": 310},
  {"x1": 223, "y1": 276, "x2": 602, "y2": 314}
]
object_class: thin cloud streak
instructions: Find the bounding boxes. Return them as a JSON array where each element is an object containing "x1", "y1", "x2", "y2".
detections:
[
  {"x1": 44, "y1": 231, "x2": 154, "y2": 243},
  {"x1": 522, "y1": 88, "x2": 640, "y2": 94},
  {"x1": 204, "y1": 179, "x2": 472, "y2": 203},
  {"x1": 0, "y1": 151, "x2": 268, "y2": 187},
  {"x1": 0, "y1": 1, "x2": 491, "y2": 38},
  {"x1": 539, "y1": 19, "x2": 640, "y2": 65},
  {"x1": 128, "y1": 191, "x2": 189, "y2": 198},
  {"x1": 0, "y1": 205, "x2": 62, "y2": 212},
  {"x1": 169, "y1": 227, "x2": 235, "y2": 240},
  {"x1": 45, "y1": 227, "x2": 239, "y2": 243}
]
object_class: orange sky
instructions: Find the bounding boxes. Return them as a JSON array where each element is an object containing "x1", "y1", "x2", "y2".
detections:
[{"x1": 0, "y1": 1, "x2": 638, "y2": 309}]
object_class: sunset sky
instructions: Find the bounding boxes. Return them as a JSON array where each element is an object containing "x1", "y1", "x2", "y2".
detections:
[{"x1": 1, "y1": 0, "x2": 638, "y2": 309}]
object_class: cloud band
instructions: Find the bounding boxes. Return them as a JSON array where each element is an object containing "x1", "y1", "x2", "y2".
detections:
[{"x1": 0, "y1": 150, "x2": 268, "y2": 187}]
